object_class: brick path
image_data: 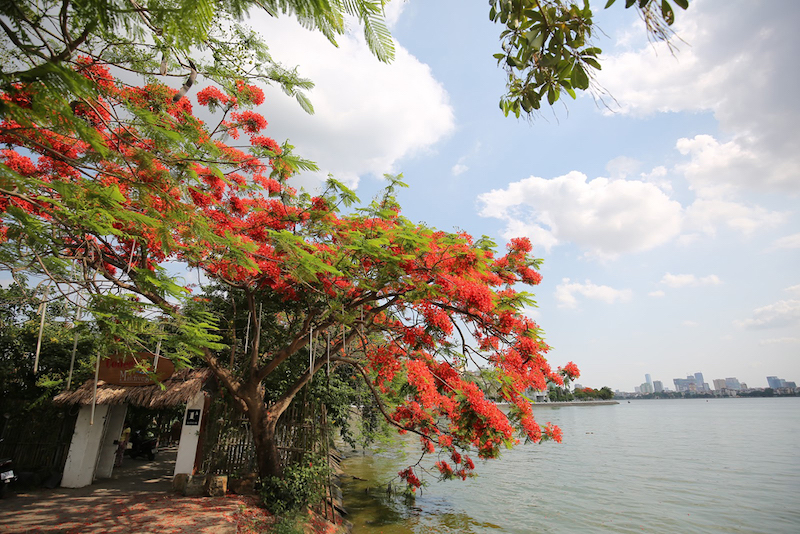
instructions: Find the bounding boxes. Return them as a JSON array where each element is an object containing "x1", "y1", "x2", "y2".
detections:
[{"x1": 0, "y1": 448, "x2": 264, "y2": 533}]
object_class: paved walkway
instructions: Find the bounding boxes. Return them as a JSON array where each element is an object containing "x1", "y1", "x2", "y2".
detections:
[{"x1": 0, "y1": 448, "x2": 264, "y2": 533}]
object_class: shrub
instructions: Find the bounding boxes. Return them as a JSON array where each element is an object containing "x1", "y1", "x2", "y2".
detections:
[{"x1": 260, "y1": 456, "x2": 330, "y2": 514}]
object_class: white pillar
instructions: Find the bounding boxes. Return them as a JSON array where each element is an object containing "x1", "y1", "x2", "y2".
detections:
[
  {"x1": 61, "y1": 404, "x2": 111, "y2": 488},
  {"x1": 95, "y1": 404, "x2": 128, "y2": 479},
  {"x1": 174, "y1": 391, "x2": 206, "y2": 476}
]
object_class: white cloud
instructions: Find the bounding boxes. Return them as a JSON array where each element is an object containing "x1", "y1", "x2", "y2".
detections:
[
  {"x1": 675, "y1": 135, "x2": 762, "y2": 198},
  {"x1": 770, "y1": 233, "x2": 800, "y2": 250},
  {"x1": 786, "y1": 285, "x2": 800, "y2": 297},
  {"x1": 555, "y1": 278, "x2": 632, "y2": 309},
  {"x1": 599, "y1": 0, "x2": 800, "y2": 195},
  {"x1": 382, "y1": 1, "x2": 407, "y2": 27},
  {"x1": 451, "y1": 163, "x2": 468, "y2": 176},
  {"x1": 248, "y1": 13, "x2": 455, "y2": 189},
  {"x1": 450, "y1": 142, "x2": 482, "y2": 178},
  {"x1": 606, "y1": 156, "x2": 641, "y2": 180},
  {"x1": 477, "y1": 171, "x2": 682, "y2": 257},
  {"x1": 759, "y1": 337, "x2": 800, "y2": 346},
  {"x1": 684, "y1": 198, "x2": 786, "y2": 237},
  {"x1": 682, "y1": 320, "x2": 699, "y2": 327},
  {"x1": 676, "y1": 233, "x2": 701, "y2": 246},
  {"x1": 735, "y1": 299, "x2": 800, "y2": 330},
  {"x1": 639, "y1": 165, "x2": 672, "y2": 193},
  {"x1": 648, "y1": 290, "x2": 665, "y2": 298},
  {"x1": 659, "y1": 273, "x2": 722, "y2": 288}
]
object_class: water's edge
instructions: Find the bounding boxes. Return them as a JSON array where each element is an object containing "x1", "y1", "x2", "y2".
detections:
[{"x1": 339, "y1": 398, "x2": 800, "y2": 534}]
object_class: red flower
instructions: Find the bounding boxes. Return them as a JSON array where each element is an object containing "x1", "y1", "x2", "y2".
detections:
[
  {"x1": 197, "y1": 86, "x2": 230, "y2": 108},
  {"x1": 544, "y1": 422, "x2": 563, "y2": 443},
  {"x1": 560, "y1": 361, "x2": 580, "y2": 380},
  {"x1": 1, "y1": 150, "x2": 37, "y2": 176},
  {"x1": 231, "y1": 111, "x2": 267, "y2": 134},
  {"x1": 235, "y1": 80, "x2": 265, "y2": 106},
  {"x1": 251, "y1": 136, "x2": 282, "y2": 154}
]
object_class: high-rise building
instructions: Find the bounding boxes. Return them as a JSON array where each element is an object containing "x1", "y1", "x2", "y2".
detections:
[
  {"x1": 713, "y1": 379, "x2": 727, "y2": 390},
  {"x1": 645, "y1": 374, "x2": 652, "y2": 386},
  {"x1": 673, "y1": 374, "x2": 704, "y2": 392},
  {"x1": 673, "y1": 377, "x2": 694, "y2": 392},
  {"x1": 725, "y1": 377, "x2": 741, "y2": 390},
  {"x1": 767, "y1": 376, "x2": 797, "y2": 389},
  {"x1": 640, "y1": 382, "x2": 654, "y2": 394},
  {"x1": 767, "y1": 376, "x2": 783, "y2": 389},
  {"x1": 653, "y1": 380, "x2": 664, "y2": 393},
  {"x1": 694, "y1": 372, "x2": 710, "y2": 392}
]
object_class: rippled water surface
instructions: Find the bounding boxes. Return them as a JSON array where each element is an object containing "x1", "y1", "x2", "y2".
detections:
[{"x1": 340, "y1": 398, "x2": 800, "y2": 533}]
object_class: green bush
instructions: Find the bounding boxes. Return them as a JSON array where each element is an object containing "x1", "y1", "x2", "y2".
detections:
[
  {"x1": 269, "y1": 513, "x2": 305, "y2": 534},
  {"x1": 260, "y1": 456, "x2": 330, "y2": 515}
]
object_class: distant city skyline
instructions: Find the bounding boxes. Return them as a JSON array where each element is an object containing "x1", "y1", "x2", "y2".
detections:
[{"x1": 622, "y1": 373, "x2": 796, "y2": 393}]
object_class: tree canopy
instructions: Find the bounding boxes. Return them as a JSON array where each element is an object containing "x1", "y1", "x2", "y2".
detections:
[
  {"x1": 0, "y1": 0, "x2": 691, "y2": 489},
  {"x1": 0, "y1": 61, "x2": 579, "y2": 482}
]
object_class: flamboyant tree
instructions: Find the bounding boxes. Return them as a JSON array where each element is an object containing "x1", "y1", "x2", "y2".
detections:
[
  {"x1": 0, "y1": 59, "x2": 578, "y2": 481},
  {"x1": 0, "y1": 0, "x2": 691, "y2": 484}
]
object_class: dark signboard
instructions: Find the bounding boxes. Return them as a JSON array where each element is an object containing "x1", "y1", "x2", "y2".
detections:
[{"x1": 185, "y1": 409, "x2": 201, "y2": 426}]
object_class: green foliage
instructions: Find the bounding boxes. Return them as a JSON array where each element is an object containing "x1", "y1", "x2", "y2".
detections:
[
  {"x1": 258, "y1": 1, "x2": 394, "y2": 62},
  {"x1": 186, "y1": 281, "x2": 394, "y2": 451},
  {"x1": 0, "y1": 279, "x2": 96, "y2": 404},
  {"x1": 548, "y1": 385, "x2": 573, "y2": 402},
  {"x1": 269, "y1": 514, "x2": 306, "y2": 534},
  {"x1": 0, "y1": 0, "x2": 393, "y2": 101},
  {"x1": 597, "y1": 386, "x2": 614, "y2": 400},
  {"x1": 260, "y1": 455, "x2": 331, "y2": 514},
  {"x1": 490, "y1": 0, "x2": 689, "y2": 118}
]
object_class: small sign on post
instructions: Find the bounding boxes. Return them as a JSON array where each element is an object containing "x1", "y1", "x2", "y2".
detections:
[{"x1": 185, "y1": 409, "x2": 201, "y2": 426}]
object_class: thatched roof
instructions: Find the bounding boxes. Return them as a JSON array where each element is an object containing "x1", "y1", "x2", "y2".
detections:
[{"x1": 53, "y1": 368, "x2": 213, "y2": 409}]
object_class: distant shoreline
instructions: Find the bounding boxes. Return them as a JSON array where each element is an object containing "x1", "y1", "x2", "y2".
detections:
[{"x1": 530, "y1": 400, "x2": 619, "y2": 407}]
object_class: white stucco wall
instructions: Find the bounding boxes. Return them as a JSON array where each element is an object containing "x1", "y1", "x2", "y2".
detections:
[
  {"x1": 95, "y1": 404, "x2": 127, "y2": 479},
  {"x1": 174, "y1": 391, "x2": 205, "y2": 476},
  {"x1": 61, "y1": 404, "x2": 110, "y2": 488}
]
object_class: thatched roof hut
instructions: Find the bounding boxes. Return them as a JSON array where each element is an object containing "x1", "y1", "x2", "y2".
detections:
[{"x1": 53, "y1": 368, "x2": 213, "y2": 409}]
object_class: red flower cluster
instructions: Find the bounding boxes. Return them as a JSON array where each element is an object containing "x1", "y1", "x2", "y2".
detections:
[
  {"x1": 560, "y1": 361, "x2": 580, "y2": 380},
  {"x1": 235, "y1": 80, "x2": 265, "y2": 106},
  {"x1": 543, "y1": 422, "x2": 563, "y2": 443},
  {"x1": 1, "y1": 150, "x2": 37, "y2": 176},
  {"x1": 231, "y1": 111, "x2": 267, "y2": 134},
  {"x1": 251, "y1": 136, "x2": 282, "y2": 154},
  {"x1": 197, "y1": 86, "x2": 230, "y2": 108},
  {"x1": 398, "y1": 467, "x2": 422, "y2": 490}
]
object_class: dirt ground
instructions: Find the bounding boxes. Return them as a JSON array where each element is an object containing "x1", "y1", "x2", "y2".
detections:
[{"x1": 0, "y1": 447, "x2": 272, "y2": 533}]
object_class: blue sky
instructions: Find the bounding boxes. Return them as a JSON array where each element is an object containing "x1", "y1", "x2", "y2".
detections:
[{"x1": 245, "y1": 0, "x2": 799, "y2": 391}]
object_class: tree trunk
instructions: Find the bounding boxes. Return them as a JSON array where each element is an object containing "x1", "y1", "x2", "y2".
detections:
[
  {"x1": 252, "y1": 407, "x2": 283, "y2": 479},
  {"x1": 240, "y1": 386, "x2": 285, "y2": 480}
]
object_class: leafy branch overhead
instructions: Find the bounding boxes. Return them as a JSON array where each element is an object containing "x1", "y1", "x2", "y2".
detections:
[
  {"x1": 490, "y1": 0, "x2": 689, "y2": 118},
  {"x1": 0, "y1": 0, "x2": 393, "y2": 117}
]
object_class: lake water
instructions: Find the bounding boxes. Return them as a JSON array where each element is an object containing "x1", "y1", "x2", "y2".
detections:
[{"x1": 339, "y1": 398, "x2": 800, "y2": 533}]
